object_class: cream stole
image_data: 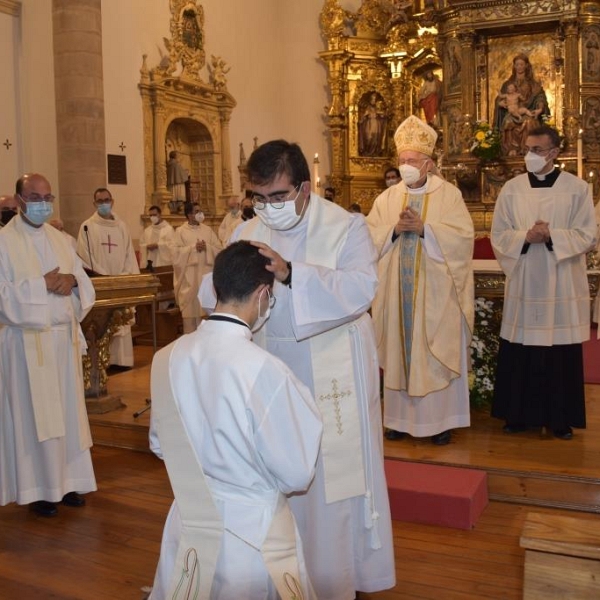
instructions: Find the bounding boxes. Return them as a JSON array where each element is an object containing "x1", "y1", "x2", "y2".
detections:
[
  {"x1": 152, "y1": 344, "x2": 307, "y2": 599},
  {"x1": 3, "y1": 216, "x2": 85, "y2": 444},
  {"x1": 243, "y1": 197, "x2": 366, "y2": 504}
]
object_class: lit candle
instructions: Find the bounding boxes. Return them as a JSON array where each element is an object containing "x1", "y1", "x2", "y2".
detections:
[
  {"x1": 316, "y1": 176, "x2": 321, "y2": 189},
  {"x1": 577, "y1": 130, "x2": 583, "y2": 179},
  {"x1": 313, "y1": 153, "x2": 320, "y2": 193},
  {"x1": 588, "y1": 171, "x2": 594, "y2": 200}
]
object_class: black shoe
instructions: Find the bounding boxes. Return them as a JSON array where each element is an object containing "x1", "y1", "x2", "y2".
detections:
[
  {"x1": 384, "y1": 429, "x2": 406, "y2": 441},
  {"x1": 553, "y1": 427, "x2": 573, "y2": 440},
  {"x1": 502, "y1": 423, "x2": 529, "y2": 434},
  {"x1": 30, "y1": 501, "x2": 58, "y2": 517},
  {"x1": 62, "y1": 492, "x2": 86, "y2": 507},
  {"x1": 431, "y1": 430, "x2": 452, "y2": 445}
]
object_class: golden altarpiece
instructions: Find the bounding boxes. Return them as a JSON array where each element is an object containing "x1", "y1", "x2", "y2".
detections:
[
  {"x1": 319, "y1": 0, "x2": 600, "y2": 233},
  {"x1": 138, "y1": 0, "x2": 237, "y2": 225}
]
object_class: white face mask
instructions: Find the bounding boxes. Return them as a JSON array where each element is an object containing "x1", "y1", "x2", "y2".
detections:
[
  {"x1": 194, "y1": 212, "x2": 204, "y2": 223},
  {"x1": 251, "y1": 288, "x2": 273, "y2": 333},
  {"x1": 399, "y1": 164, "x2": 425, "y2": 187},
  {"x1": 149, "y1": 215, "x2": 159, "y2": 225},
  {"x1": 524, "y1": 151, "x2": 552, "y2": 174},
  {"x1": 385, "y1": 176, "x2": 399, "y2": 188},
  {"x1": 230, "y1": 206, "x2": 240, "y2": 216},
  {"x1": 255, "y1": 193, "x2": 307, "y2": 231}
]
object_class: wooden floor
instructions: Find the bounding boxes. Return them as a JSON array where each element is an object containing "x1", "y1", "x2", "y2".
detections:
[{"x1": 4, "y1": 344, "x2": 600, "y2": 599}]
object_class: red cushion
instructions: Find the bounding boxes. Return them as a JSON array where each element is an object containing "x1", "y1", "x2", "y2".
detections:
[{"x1": 473, "y1": 236, "x2": 495, "y2": 259}]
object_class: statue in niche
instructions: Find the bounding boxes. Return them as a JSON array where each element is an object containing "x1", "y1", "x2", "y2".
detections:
[
  {"x1": 585, "y1": 30, "x2": 600, "y2": 78},
  {"x1": 446, "y1": 40, "x2": 462, "y2": 92},
  {"x1": 584, "y1": 97, "x2": 600, "y2": 144},
  {"x1": 182, "y1": 9, "x2": 202, "y2": 50},
  {"x1": 494, "y1": 54, "x2": 549, "y2": 157},
  {"x1": 358, "y1": 92, "x2": 388, "y2": 156},
  {"x1": 417, "y1": 70, "x2": 443, "y2": 127},
  {"x1": 167, "y1": 150, "x2": 188, "y2": 212},
  {"x1": 209, "y1": 55, "x2": 230, "y2": 91}
]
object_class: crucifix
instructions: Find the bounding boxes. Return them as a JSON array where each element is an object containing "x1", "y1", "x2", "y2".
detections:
[
  {"x1": 119, "y1": 142, "x2": 126, "y2": 151},
  {"x1": 101, "y1": 235, "x2": 118, "y2": 253},
  {"x1": 3, "y1": 139, "x2": 12, "y2": 150}
]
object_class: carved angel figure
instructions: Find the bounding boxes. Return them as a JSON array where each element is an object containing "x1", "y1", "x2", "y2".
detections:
[{"x1": 208, "y1": 55, "x2": 230, "y2": 90}]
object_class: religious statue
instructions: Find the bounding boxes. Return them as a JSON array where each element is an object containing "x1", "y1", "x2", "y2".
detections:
[
  {"x1": 166, "y1": 151, "x2": 188, "y2": 212},
  {"x1": 182, "y1": 9, "x2": 202, "y2": 50},
  {"x1": 358, "y1": 92, "x2": 387, "y2": 156},
  {"x1": 208, "y1": 55, "x2": 230, "y2": 91},
  {"x1": 585, "y1": 30, "x2": 600, "y2": 78},
  {"x1": 446, "y1": 40, "x2": 462, "y2": 92},
  {"x1": 417, "y1": 70, "x2": 442, "y2": 127},
  {"x1": 494, "y1": 53, "x2": 549, "y2": 157}
]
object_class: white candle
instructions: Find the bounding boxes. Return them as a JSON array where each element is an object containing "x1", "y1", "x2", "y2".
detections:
[
  {"x1": 577, "y1": 130, "x2": 583, "y2": 179},
  {"x1": 589, "y1": 171, "x2": 594, "y2": 200},
  {"x1": 313, "y1": 153, "x2": 320, "y2": 193}
]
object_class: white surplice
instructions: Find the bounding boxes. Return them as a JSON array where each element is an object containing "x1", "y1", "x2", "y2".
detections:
[
  {"x1": 366, "y1": 175, "x2": 475, "y2": 437},
  {"x1": 217, "y1": 210, "x2": 242, "y2": 245},
  {"x1": 0, "y1": 215, "x2": 97, "y2": 505},
  {"x1": 492, "y1": 171, "x2": 596, "y2": 345},
  {"x1": 76, "y1": 211, "x2": 140, "y2": 366},
  {"x1": 172, "y1": 222, "x2": 221, "y2": 323},
  {"x1": 200, "y1": 196, "x2": 396, "y2": 599},
  {"x1": 148, "y1": 317, "x2": 322, "y2": 599},
  {"x1": 139, "y1": 220, "x2": 175, "y2": 268}
]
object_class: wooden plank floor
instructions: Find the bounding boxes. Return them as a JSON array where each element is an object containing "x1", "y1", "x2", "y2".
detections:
[{"x1": 2, "y1": 444, "x2": 599, "y2": 599}]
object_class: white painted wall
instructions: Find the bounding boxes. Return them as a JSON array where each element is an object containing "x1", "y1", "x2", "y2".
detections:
[{"x1": 14, "y1": 0, "x2": 334, "y2": 239}]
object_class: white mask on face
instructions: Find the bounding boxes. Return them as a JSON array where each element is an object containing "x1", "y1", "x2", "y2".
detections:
[
  {"x1": 194, "y1": 212, "x2": 204, "y2": 223},
  {"x1": 149, "y1": 215, "x2": 159, "y2": 225},
  {"x1": 399, "y1": 163, "x2": 426, "y2": 187},
  {"x1": 524, "y1": 151, "x2": 552, "y2": 174},
  {"x1": 251, "y1": 287, "x2": 273, "y2": 333},
  {"x1": 385, "y1": 176, "x2": 399, "y2": 188},
  {"x1": 255, "y1": 191, "x2": 307, "y2": 231}
]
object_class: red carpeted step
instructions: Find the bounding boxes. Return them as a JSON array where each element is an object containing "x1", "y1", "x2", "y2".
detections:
[{"x1": 384, "y1": 459, "x2": 488, "y2": 530}]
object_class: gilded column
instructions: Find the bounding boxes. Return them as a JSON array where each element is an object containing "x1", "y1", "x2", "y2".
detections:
[
  {"x1": 562, "y1": 18, "x2": 580, "y2": 153},
  {"x1": 459, "y1": 29, "x2": 476, "y2": 121},
  {"x1": 52, "y1": 0, "x2": 106, "y2": 236},
  {"x1": 220, "y1": 110, "x2": 233, "y2": 198}
]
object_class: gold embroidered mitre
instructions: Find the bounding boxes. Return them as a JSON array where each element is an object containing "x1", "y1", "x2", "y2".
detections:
[{"x1": 393, "y1": 115, "x2": 437, "y2": 157}]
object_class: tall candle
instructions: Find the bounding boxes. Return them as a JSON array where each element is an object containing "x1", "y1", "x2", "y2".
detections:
[
  {"x1": 313, "y1": 153, "x2": 320, "y2": 193},
  {"x1": 577, "y1": 130, "x2": 583, "y2": 179},
  {"x1": 589, "y1": 171, "x2": 594, "y2": 200}
]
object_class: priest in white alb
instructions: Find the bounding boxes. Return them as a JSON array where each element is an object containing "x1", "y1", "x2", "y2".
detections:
[
  {"x1": 0, "y1": 173, "x2": 96, "y2": 518},
  {"x1": 366, "y1": 116, "x2": 474, "y2": 446},
  {"x1": 139, "y1": 204, "x2": 174, "y2": 270},
  {"x1": 76, "y1": 188, "x2": 140, "y2": 367},
  {"x1": 172, "y1": 201, "x2": 221, "y2": 333},
  {"x1": 217, "y1": 195, "x2": 242, "y2": 245},
  {"x1": 149, "y1": 240, "x2": 322, "y2": 599},
  {"x1": 200, "y1": 140, "x2": 395, "y2": 599}
]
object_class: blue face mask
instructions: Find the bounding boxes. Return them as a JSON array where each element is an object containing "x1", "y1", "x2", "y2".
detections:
[
  {"x1": 97, "y1": 203, "x2": 112, "y2": 217},
  {"x1": 25, "y1": 201, "x2": 54, "y2": 226}
]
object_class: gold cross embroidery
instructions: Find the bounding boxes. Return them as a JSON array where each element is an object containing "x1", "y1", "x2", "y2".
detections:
[{"x1": 319, "y1": 379, "x2": 353, "y2": 435}]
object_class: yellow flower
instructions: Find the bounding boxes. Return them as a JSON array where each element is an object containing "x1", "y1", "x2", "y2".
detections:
[
  {"x1": 481, "y1": 142, "x2": 490, "y2": 148},
  {"x1": 475, "y1": 131, "x2": 486, "y2": 142}
]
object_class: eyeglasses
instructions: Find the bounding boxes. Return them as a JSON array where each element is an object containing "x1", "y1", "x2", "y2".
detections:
[
  {"x1": 251, "y1": 183, "x2": 303, "y2": 210},
  {"x1": 19, "y1": 194, "x2": 55, "y2": 203},
  {"x1": 398, "y1": 158, "x2": 427, "y2": 168},
  {"x1": 267, "y1": 290, "x2": 276, "y2": 309},
  {"x1": 526, "y1": 146, "x2": 556, "y2": 156}
]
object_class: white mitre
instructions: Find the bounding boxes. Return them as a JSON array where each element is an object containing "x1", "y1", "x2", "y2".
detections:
[{"x1": 393, "y1": 115, "x2": 437, "y2": 156}]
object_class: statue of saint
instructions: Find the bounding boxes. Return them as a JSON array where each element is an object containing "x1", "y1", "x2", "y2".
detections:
[
  {"x1": 358, "y1": 92, "x2": 387, "y2": 156},
  {"x1": 167, "y1": 151, "x2": 188, "y2": 206},
  {"x1": 418, "y1": 70, "x2": 443, "y2": 127},
  {"x1": 494, "y1": 54, "x2": 549, "y2": 157}
]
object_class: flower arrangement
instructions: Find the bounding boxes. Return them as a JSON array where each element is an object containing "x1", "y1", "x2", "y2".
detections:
[
  {"x1": 469, "y1": 297, "x2": 503, "y2": 409},
  {"x1": 470, "y1": 120, "x2": 501, "y2": 161}
]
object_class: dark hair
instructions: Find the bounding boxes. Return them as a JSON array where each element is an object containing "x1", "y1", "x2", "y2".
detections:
[
  {"x1": 184, "y1": 201, "x2": 200, "y2": 216},
  {"x1": 384, "y1": 167, "x2": 400, "y2": 178},
  {"x1": 246, "y1": 140, "x2": 310, "y2": 188},
  {"x1": 169, "y1": 151, "x2": 177, "y2": 159},
  {"x1": 149, "y1": 205, "x2": 162, "y2": 214},
  {"x1": 324, "y1": 186, "x2": 335, "y2": 194},
  {"x1": 528, "y1": 125, "x2": 561, "y2": 149},
  {"x1": 94, "y1": 187, "x2": 112, "y2": 201},
  {"x1": 15, "y1": 176, "x2": 25, "y2": 196},
  {"x1": 349, "y1": 203, "x2": 362, "y2": 214},
  {"x1": 213, "y1": 241, "x2": 274, "y2": 303}
]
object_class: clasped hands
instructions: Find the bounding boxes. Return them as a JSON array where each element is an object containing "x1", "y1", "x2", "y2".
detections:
[
  {"x1": 394, "y1": 207, "x2": 424, "y2": 237},
  {"x1": 44, "y1": 267, "x2": 76, "y2": 296},
  {"x1": 195, "y1": 240, "x2": 207, "y2": 253},
  {"x1": 526, "y1": 220, "x2": 550, "y2": 244}
]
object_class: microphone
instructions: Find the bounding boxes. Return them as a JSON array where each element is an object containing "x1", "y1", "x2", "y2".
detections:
[{"x1": 83, "y1": 225, "x2": 97, "y2": 277}]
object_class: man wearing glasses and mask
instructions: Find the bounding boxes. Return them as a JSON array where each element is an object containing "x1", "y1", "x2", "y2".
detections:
[
  {"x1": 491, "y1": 125, "x2": 596, "y2": 440},
  {"x1": 366, "y1": 116, "x2": 474, "y2": 448},
  {"x1": 0, "y1": 173, "x2": 96, "y2": 517},
  {"x1": 200, "y1": 139, "x2": 395, "y2": 599}
]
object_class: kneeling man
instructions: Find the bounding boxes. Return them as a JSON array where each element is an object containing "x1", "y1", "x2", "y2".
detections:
[{"x1": 149, "y1": 240, "x2": 322, "y2": 599}]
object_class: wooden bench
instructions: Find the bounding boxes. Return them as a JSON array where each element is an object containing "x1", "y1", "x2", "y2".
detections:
[{"x1": 520, "y1": 511, "x2": 600, "y2": 599}]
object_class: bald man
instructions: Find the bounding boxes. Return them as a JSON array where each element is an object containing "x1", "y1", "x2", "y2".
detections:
[
  {"x1": 0, "y1": 194, "x2": 18, "y2": 228},
  {"x1": 0, "y1": 173, "x2": 97, "y2": 516}
]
